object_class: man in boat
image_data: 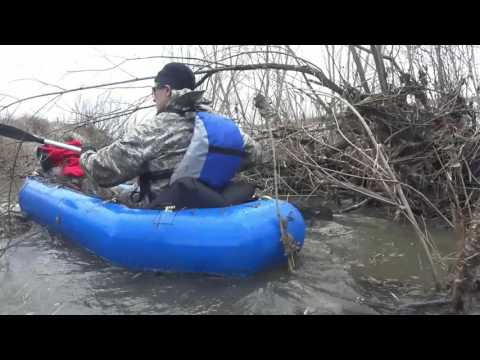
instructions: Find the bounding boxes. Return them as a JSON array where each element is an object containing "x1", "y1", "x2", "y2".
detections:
[{"x1": 79, "y1": 62, "x2": 262, "y2": 209}]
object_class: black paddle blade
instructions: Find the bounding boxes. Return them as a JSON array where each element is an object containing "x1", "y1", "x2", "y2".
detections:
[{"x1": 0, "y1": 123, "x2": 44, "y2": 144}]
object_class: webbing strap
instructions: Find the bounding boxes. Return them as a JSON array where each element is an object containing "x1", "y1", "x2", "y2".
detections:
[{"x1": 208, "y1": 145, "x2": 245, "y2": 157}]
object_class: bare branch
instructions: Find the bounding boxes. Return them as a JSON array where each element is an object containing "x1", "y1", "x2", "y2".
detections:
[
  {"x1": 349, "y1": 45, "x2": 371, "y2": 93},
  {"x1": 354, "y1": 45, "x2": 403, "y2": 73},
  {"x1": 194, "y1": 62, "x2": 346, "y2": 97},
  {"x1": 0, "y1": 76, "x2": 154, "y2": 113},
  {"x1": 370, "y1": 45, "x2": 389, "y2": 93}
]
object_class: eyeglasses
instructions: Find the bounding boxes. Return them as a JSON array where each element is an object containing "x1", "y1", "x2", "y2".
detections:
[{"x1": 152, "y1": 85, "x2": 168, "y2": 95}]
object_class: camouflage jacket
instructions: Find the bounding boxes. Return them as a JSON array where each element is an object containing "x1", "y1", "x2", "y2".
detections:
[{"x1": 80, "y1": 89, "x2": 262, "y2": 204}]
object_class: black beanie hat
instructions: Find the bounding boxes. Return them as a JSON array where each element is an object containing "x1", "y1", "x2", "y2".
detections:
[{"x1": 154, "y1": 62, "x2": 196, "y2": 90}]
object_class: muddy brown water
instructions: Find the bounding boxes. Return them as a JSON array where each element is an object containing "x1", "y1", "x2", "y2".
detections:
[{"x1": 0, "y1": 200, "x2": 460, "y2": 315}]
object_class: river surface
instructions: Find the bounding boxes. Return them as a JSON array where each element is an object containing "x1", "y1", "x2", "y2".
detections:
[{"x1": 0, "y1": 203, "x2": 460, "y2": 315}]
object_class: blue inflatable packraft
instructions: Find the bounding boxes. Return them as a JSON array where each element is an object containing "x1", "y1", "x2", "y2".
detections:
[{"x1": 18, "y1": 177, "x2": 305, "y2": 276}]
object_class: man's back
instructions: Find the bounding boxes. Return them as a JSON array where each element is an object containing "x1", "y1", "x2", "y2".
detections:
[
  {"x1": 80, "y1": 88, "x2": 262, "y2": 207},
  {"x1": 81, "y1": 89, "x2": 204, "y2": 191}
]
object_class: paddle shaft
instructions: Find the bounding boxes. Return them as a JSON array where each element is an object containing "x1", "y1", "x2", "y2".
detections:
[
  {"x1": 43, "y1": 139, "x2": 82, "y2": 153},
  {"x1": 0, "y1": 123, "x2": 82, "y2": 152}
]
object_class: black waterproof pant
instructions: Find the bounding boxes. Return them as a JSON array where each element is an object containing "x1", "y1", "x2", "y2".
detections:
[
  {"x1": 147, "y1": 178, "x2": 256, "y2": 210},
  {"x1": 116, "y1": 178, "x2": 256, "y2": 210}
]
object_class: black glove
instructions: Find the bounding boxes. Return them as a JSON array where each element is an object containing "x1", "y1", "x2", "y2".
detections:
[
  {"x1": 36, "y1": 146, "x2": 54, "y2": 172},
  {"x1": 36, "y1": 146, "x2": 43, "y2": 159}
]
